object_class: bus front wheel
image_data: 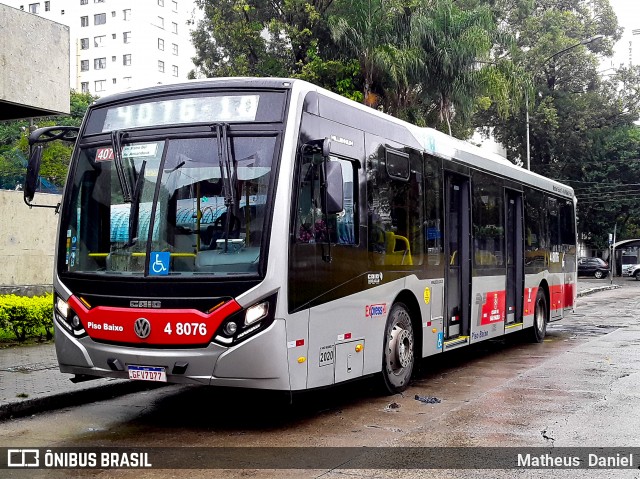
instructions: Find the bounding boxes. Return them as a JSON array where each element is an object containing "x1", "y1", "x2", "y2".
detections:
[
  {"x1": 531, "y1": 289, "x2": 548, "y2": 343},
  {"x1": 381, "y1": 302, "x2": 415, "y2": 393}
]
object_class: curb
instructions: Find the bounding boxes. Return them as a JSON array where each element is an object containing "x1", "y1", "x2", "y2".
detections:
[
  {"x1": 0, "y1": 380, "x2": 166, "y2": 422},
  {"x1": 577, "y1": 284, "x2": 621, "y2": 297}
]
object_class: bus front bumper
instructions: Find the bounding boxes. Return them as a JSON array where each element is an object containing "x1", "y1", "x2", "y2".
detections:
[{"x1": 54, "y1": 319, "x2": 291, "y2": 390}]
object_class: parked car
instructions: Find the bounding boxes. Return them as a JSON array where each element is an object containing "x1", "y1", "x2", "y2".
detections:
[
  {"x1": 578, "y1": 257, "x2": 609, "y2": 279},
  {"x1": 623, "y1": 263, "x2": 640, "y2": 280}
]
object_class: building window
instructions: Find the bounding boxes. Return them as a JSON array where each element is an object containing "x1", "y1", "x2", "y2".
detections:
[
  {"x1": 158, "y1": 0, "x2": 164, "y2": 6},
  {"x1": 157, "y1": 16, "x2": 164, "y2": 28},
  {"x1": 112, "y1": 33, "x2": 116, "y2": 39},
  {"x1": 44, "y1": 1, "x2": 50, "y2": 11},
  {"x1": 123, "y1": 9, "x2": 130, "y2": 20},
  {"x1": 94, "y1": 0, "x2": 104, "y2": 3},
  {"x1": 111, "y1": 11, "x2": 116, "y2": 17},
  {"x1": 81, "y1": 82, "x2": 89, "y2": 93},
  {"x1": 94, "y1": 57, "x2": 106, "y2": 69},
  {"x1": 172, "y1": 65, "x2": 178, "y2": 77},
  {"x1": 112, "y1": 78, "x2": 117, "y2": 84},
  {"x1": 80, "y1": 38, "x2": 89, "y2": 50},
  {"x1": 158, "y1": 38, "x2": 164, "y2": 50},
  {"x1": 123, "y1": 54, "x2": 131, "y2": 66},
  {"x1": 111, "y1": 55, "x2": 116, "y2": 61},
  {"x1": 81, "y1": 16, "x2": 89, "y2": 27},
  {"x1": 158, "y1": 60, "x2": 165, "y2": 73},
  {"x1": 28, "y1": 2, "x2": 39, "y2": 13},
  {"x1": 171, "y1": 0, "x2": 177, "y2": 12},
  {"x1": 171, "y1": 22, "x2": 177, "y2": 34},
  {"x1": 95, "y1": 80, "x2": 106, "y2": 92},
  {"x1": 123, "y1": 31, "x2": 131, "y2": 43},
  {"x1": 94, "y1": 13, "x2": 106, "y2": 25},
  {"x1": 172, "y1": 43, "x2": 178, "y2": 55},
  {"x1": 94, "y1": 35, "x2": 105, "y2": 48},
  {"x1": 80, "y1": 60, "x2": 89, "y2": 71},
  {"x1": 80, "y1": 0, "x2": 88, "y2": 5}
]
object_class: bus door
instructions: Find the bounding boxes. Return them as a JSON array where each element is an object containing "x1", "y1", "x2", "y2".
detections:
[
  {"x1": 444, "y1": 174, "x2": 471, "y2": 340},
  {"x1": 505, "y1": 190, "x2": 524, "y2": 325}
]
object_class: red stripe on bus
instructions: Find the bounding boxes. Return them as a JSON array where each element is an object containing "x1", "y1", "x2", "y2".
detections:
[
  {"x1": 480, "y1": 282, "x2": 575, "y2": 319},
  {"x1": 67, "y1": 296, "x2": 242, "y2": 345}
]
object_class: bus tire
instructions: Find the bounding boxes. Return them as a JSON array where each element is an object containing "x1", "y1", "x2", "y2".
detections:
[
  {"x1": 531, "y1": 289, "x2": 548, "y2": 343},
  {"x1": 380, "y1": 302, "x2": 415, "y2": 393}
]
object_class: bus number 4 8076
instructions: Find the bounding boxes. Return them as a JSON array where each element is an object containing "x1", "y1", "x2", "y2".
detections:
[{"x1": 164, "y1": 322, "x2": 207, "y2": 336}]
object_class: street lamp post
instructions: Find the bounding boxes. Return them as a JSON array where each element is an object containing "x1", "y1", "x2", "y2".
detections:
[{"x1": 525, "y1": 35, "x2": 603, "y2": 170}]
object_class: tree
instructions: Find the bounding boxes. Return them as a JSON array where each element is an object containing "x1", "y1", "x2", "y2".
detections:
[
  {"x1": 329, "y1": 0, "x2": 400, "y2": 107},
  {"x1": 0, "y1": 90, "x2": 95, "y2": 190},
  {"x1": 190, "y1": 0, "x2": 335, "y2": 78},
  {"x1": 476, "y1": 0, "x2": 621, "y2": 166},
  {"x1": 410, "y1": 0, "x2": 523, "y2": 135}
]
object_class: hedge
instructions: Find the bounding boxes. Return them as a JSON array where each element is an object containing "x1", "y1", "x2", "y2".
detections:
[{"x1": 0, "y1": 293, "x2": 54, "y2": 342}]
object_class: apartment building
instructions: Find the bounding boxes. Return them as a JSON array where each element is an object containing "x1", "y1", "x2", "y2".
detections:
[{"x1": 3, "y1": 0, "x2": 196, "y2": 97}]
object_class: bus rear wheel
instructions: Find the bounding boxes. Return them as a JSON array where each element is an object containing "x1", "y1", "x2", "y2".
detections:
[
  {"x1": 531, "y1": 289, "x2": 548, "y2": 343},
  {"x1": 381, "y1": 302, "x2": 415, "y2": 393}
]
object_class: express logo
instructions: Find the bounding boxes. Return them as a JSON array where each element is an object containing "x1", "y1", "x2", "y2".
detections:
[{"x1": 365, "y1": 303, "x2": 387, "y2": 318}]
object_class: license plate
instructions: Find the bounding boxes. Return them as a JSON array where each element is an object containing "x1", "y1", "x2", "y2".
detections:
[{"x1": 128, "y1": 365, "x2": 167, "y2": 382}]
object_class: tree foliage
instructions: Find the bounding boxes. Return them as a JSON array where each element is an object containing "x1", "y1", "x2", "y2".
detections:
[
  {"x1": 189, "y1": 0, "x2": 640, "y2": 248},
  {"x1": 0, "y1": 90, "x2": 95, "y2": 191},
  {"x1": 190, "y1": 0, "x2": 335, "y2": 78}
]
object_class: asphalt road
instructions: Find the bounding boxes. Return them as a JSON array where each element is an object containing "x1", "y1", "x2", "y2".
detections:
[{"x1": 2, "y1": 277, "x2": 640, "y2": 479}]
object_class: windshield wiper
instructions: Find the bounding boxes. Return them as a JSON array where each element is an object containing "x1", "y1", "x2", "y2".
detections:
[
  {"x1": 127, "y1": 160, "x2": 146, "y2": 247},
  {"x1": 213, "y1": 123, "x2": 237, "y2": 253},
  {"x1": 111, "y1": 130, "x2": 132, "y2": 202}
]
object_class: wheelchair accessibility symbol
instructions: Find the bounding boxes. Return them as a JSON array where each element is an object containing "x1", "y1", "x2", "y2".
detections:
[{"x1": 150, "y1": 252, "x2": 170, "y2": 276}]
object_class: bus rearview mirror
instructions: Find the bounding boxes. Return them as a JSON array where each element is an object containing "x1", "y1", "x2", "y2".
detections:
[
  {"x1": 324, "y1": 161, "x2": 343, "y2": 215},
  {"x1": 322, "y1": 138, "x2": 331, "y2": 158},
  {"x1": 24, "y1": 145, "x2": 43, "y2": 205}
]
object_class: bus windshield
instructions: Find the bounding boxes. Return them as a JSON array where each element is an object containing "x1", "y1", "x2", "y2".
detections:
[{"x1": 62, "y1": 134, "x2": 276, "y2": 277}]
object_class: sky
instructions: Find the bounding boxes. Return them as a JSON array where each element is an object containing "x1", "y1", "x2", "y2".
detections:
[{"x1": 606, "y1": 0, "x2": 640, "y2": 69}]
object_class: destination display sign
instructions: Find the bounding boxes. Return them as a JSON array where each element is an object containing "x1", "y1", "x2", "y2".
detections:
[{"x1": 101, "y1": 95, "x2": 260, "y2": 132}]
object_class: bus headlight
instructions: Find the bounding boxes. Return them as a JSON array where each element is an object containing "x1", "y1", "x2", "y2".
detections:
[
  {"x1": 245, "y1": 302, "x2": 268, "y2": 326},
  {"x1": 54, "y1": 295, "x2": 87, "y2": 338},
  {"x1": 55, "y1": 297, "x2": 69, "y2": 319},
  {"x1": 224, "y1": 322, "x2": 238, "y2": 335},
  {"x1": 214, "y1": 294, "x2": 276, "y2": 346}
]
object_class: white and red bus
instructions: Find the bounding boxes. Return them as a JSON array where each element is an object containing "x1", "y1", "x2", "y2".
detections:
[{"x1": 25, "y1": 78, "x2": 577, "y2": 393}]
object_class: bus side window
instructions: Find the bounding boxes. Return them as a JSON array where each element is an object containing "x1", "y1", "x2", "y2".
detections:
[
  {"x1": 524, "y1": 188, "x2": 546, "y2": 267},
  {"x1": 548, "y1": 197, "x2": 560, "y2": 252},
  {"x1": 367, "y1": 145, "x2": 424, "y2": 267},
  {"x1": 295, "y1": 154, "x2": 357, "y2": 245}
]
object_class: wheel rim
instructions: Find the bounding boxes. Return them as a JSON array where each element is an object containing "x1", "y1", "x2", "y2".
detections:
[
  {"x1": 595, "y1": 271, "x2": 603, "y2": 279},
  {"x1": 535, "y1": 296, "x2": 546, "y2": 332},
  {"x1": 386, "y1": 308, "x2": 414, "y2": 386}
]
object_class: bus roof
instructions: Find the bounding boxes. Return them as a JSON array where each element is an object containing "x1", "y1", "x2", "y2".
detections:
[{"x1": 90, "y1": 77, "x2": 574, "y2": 200}]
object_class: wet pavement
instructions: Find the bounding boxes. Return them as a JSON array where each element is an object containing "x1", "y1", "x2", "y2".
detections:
[{"x1": 0, "y1": 277, "x2": 623, "y2": 421}]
